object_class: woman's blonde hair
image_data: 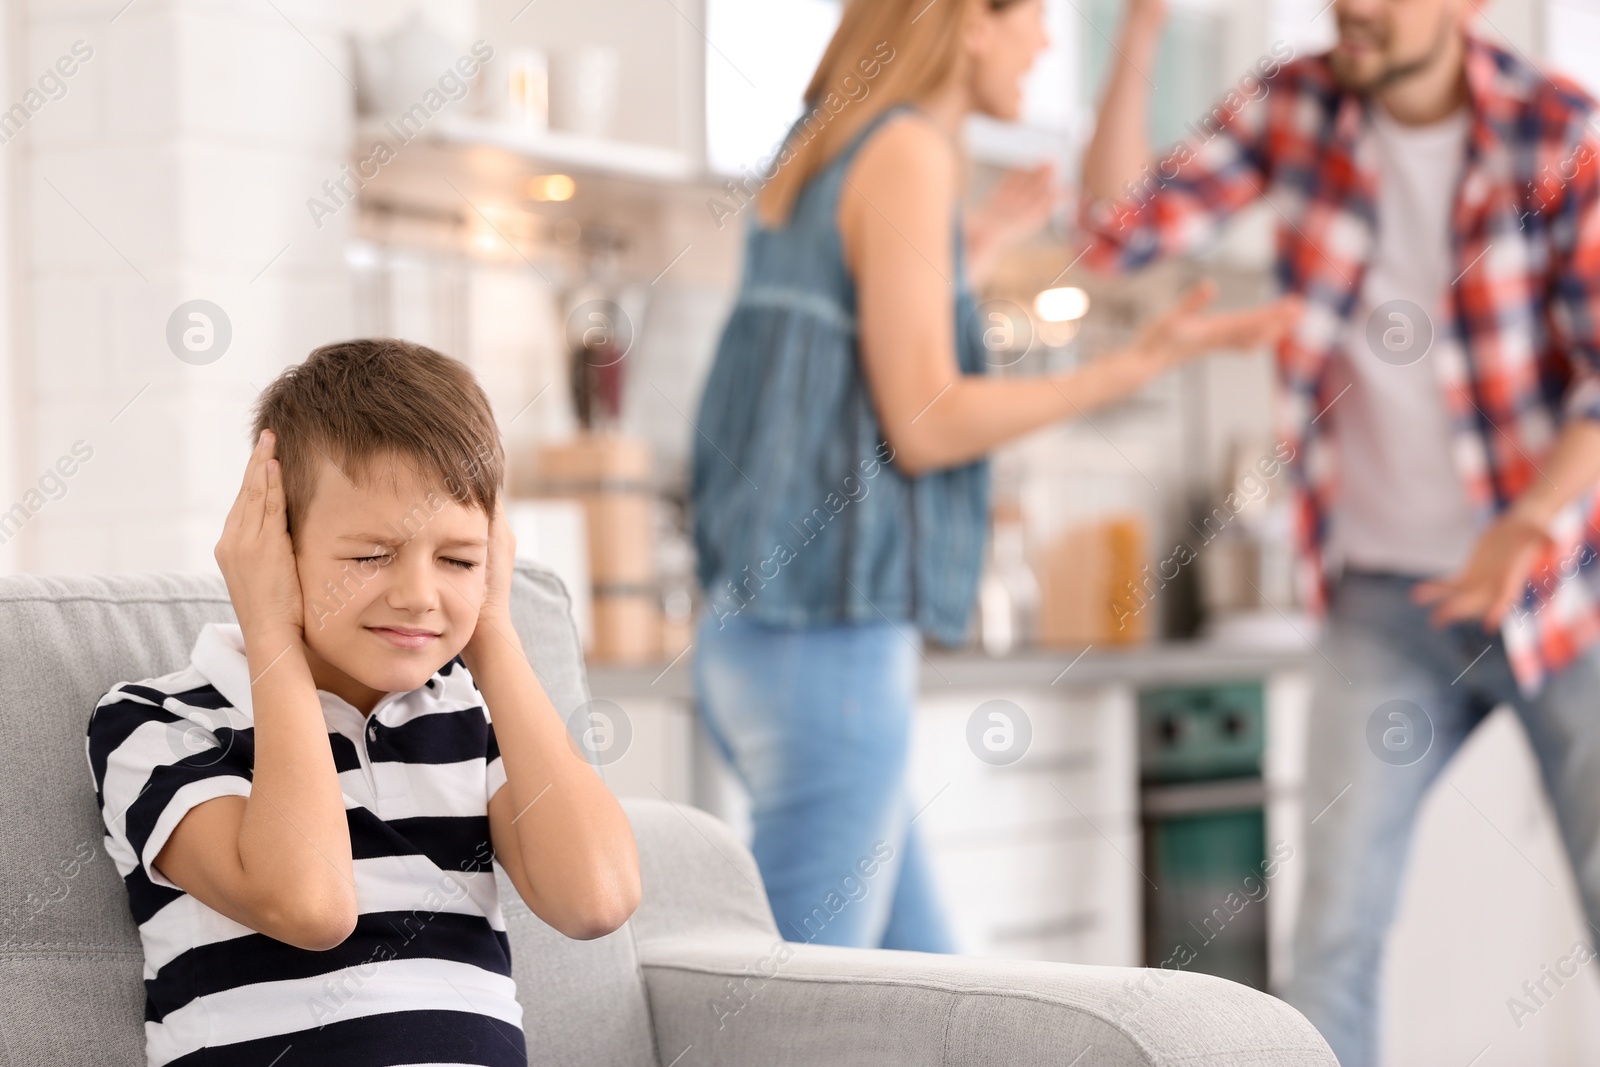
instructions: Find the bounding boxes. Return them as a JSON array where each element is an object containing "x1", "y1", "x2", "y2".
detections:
[{"x1": 756, "y1": 0, "x2": 981, "y2": 228}]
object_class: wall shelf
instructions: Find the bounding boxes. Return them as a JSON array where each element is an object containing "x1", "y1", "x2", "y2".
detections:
[{"x1": 357, "y1": 116, "x2": 702, "y2": 185}]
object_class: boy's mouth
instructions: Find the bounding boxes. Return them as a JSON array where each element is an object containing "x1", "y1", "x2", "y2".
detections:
[{"x1": 366, "y1": 625, "x2": 441, "y2": 651}]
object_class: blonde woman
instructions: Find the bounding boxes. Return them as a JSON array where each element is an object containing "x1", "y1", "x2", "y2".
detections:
[{"x1": 689, "y1": 0, "x2": 1300, "y2": 951}]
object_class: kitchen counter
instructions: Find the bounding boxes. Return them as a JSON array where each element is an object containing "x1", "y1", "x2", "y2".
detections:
[
  {"x1": 576, "y1": 635, "x2": 1317, "y2": 974},
  {"x1": 581, "y1": 637, "x2": 1316, "y2": 971},
  {"x1": 585, "y1": 639, "x2": 1315, "y2": 699}
]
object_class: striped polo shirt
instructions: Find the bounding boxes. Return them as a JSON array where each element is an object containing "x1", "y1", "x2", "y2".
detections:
[{"x1": 84, "y1": 622, "x2": 526, "y2": 1066}]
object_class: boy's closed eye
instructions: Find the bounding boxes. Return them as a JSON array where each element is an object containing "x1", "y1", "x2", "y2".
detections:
[{"x1": 347, "y1": 553, "x2": 479, "y2": 571}]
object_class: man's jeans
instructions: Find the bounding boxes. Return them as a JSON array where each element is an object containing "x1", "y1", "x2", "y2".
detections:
[{"x1": 1283, "y1": 571, "x2": 1600, "y2": 1065}]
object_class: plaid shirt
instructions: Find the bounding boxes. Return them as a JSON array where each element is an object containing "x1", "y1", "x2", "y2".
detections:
[{"x1": 1081, "y1": 34, "x2": 1600, "y2": 695}]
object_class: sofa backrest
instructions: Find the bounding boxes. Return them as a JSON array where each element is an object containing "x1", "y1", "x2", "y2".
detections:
[{"x1": 0, "y1": 564, "x2": 659, "y2": 1067}]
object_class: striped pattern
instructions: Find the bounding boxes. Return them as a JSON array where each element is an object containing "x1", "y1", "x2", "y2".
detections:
[
  {"x1": 84, "y1": 623, "x2": 525, "y2": 1066},
  {"x1": 1082, "y1": 35, "x2": 1600, "y2": 695}
]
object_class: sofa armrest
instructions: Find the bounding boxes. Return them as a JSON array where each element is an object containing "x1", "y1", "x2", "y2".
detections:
[
  {"x1": 621, "y1": 796, "x2": 781, "y2": 946},
  {"x1": 638, "y1": 935, "x2": 1335, "y2": 1067},
  {"x1": 621, "y1": 798, "x2": 1335, "y2": 1067}
]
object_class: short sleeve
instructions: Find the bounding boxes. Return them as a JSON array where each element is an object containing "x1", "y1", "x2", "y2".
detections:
[
  {"x1": 439, "y1": 657, "x2": 504, "y2": 809},
  {"x1": 485, "y1": 713, "x2": 506, "y2": 807},
  {"x1": 86, "y1": 683, "x2": 254, "y2": 891}
]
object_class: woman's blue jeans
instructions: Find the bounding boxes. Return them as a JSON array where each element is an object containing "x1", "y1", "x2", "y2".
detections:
[{"x1": 692, "y1": 609, "x2": 956, "y2": 952}]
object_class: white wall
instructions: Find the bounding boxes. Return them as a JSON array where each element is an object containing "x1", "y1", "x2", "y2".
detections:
[
  {"x1": 0, "y1": 0, "x2": 15, "y2": 576},
  {"x1": 1384, "y1": 711, "x2": 1600, "y2": 1065},
  {"x1": 5, "y1": 0, "x2": 353, "y2": 575}
]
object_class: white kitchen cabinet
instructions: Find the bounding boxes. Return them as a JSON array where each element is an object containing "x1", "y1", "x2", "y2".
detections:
[
  {"x1": 588, "y1": 661, "x2": 1143, "y2": 963},
  {"x1": 908, "y1": 684, "x2": 1141, "y2": 966}
]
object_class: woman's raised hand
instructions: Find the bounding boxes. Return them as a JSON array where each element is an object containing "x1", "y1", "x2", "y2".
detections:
[
  {"x1": 964, "y1": 163, "x2": 1067, "y2": 286},
  {"x1": 1111, "y1": 281, "x2": 1302, "y2": 390}
]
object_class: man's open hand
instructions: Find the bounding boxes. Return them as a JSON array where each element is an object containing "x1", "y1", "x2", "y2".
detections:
[
  {"x1": 1412, "y1": 514, "x2": 1552, "y2": 630},
  {"x1": 214, "y1": 429, "x2": 303, "y2": 642}
]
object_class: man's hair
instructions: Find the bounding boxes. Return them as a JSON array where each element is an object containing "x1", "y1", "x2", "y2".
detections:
[{"x1": 251, "y1": 338, "x2": 504, "y2": 533}]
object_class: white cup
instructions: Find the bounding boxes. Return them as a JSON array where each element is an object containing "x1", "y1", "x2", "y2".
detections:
[{"x1": 549, "y1": 45, "x2": 619, "y2": 138}]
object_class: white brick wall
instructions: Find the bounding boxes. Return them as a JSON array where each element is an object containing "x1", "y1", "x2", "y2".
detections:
[
  {"x1": 0, "y1": 6, "x2": 13, "y2": 576},
  {"x1": 8, "y1": 0, "x2": 355, "y2": 574}
]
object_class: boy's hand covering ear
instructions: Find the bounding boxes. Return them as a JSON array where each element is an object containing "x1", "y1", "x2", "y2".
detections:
[
  {"x1": 463, "y1": 497, "x2": 518, "y2": 664},
  {"x1": 215, "y1": 429, "x2": 304, "y2": 640}
]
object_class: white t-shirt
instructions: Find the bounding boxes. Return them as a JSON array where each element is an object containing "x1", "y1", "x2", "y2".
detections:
[{"x1": 1328, "y1": 103, "x2": 1479, "y2": 576}]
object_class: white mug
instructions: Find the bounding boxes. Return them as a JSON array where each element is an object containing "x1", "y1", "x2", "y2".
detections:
[{"x1": 549, "y1": 45, "x2": 619, "y2": 138}]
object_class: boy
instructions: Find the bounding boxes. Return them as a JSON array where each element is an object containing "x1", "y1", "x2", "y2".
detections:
[{"x1": 85, "y1": 339, "x2": 641, "y2": 1066}]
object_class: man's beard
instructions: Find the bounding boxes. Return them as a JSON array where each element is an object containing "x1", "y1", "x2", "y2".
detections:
[{"x1": 1330, "y1": 12, "x2": 1454, "y2": 93}]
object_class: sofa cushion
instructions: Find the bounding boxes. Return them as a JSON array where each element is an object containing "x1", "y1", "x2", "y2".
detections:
[{"x1": 0, "y1": 563, "x2": 657, "y2": 1067}]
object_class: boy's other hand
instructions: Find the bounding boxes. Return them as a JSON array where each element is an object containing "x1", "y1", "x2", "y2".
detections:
[
  {"x1": 215, "y1": 429, "x2": 304, "y2": 642},
  {"x1": 463, "y1": 497, "x2": 518, "y2": 667}
]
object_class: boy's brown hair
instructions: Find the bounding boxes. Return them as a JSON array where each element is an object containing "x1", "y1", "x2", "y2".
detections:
[{"x1": 251, "y1": 339, "x2": 504, "y2": 533}]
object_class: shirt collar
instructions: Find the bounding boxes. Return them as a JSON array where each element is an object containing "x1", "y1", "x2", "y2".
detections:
[
  {"x1": 189, "y1": 622, "x2": 435, "y2": 724},
  {"x1": 1460, "y1": 32, "x2": 1530, "y2": 159}
]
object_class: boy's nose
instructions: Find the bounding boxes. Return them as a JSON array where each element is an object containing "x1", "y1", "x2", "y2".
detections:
[{"x1": 384, "y1": 561, "x2": 441, "y2": 615}]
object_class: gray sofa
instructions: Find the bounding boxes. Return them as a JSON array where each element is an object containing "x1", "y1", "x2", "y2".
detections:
[{"x1": 0, "y1": 565, "x2": 1337, "y2": 1066}]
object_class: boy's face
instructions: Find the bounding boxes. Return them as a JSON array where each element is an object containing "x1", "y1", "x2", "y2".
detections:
[{"x1": 292, "y1": 450, "x2": 490, "y2": 714}]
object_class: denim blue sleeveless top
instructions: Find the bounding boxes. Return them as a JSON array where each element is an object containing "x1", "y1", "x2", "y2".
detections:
[{"x1": 690, "y1": 104, "x2": 990, "y2": 645}]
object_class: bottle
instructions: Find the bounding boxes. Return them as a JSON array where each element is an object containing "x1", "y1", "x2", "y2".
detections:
[{"x1": 978, "y1": 499, "x2": 1040, "y2": 656}]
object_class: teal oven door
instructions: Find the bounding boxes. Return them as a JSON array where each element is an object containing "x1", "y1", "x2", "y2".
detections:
[{"x1": 1139, "y1": 682, "x2": 1269, "y2": 990}]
